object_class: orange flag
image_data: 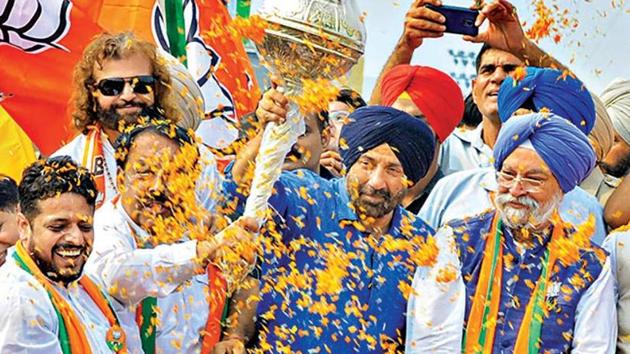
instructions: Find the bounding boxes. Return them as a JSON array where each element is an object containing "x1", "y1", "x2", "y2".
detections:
[
  {"x1": 0, "y1": 1, "x2": 105, "y2": 155},
  {"x1": 1, "y1": 0, "x2": 260, "y2": 154}
]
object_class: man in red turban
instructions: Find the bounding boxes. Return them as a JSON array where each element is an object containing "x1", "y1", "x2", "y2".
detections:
[
  {"x1": 380, "y1": 64, "x2": 464, "y2": 142},
  {"x1": 379, "y1": 64, "x2": 464, "y2": 213}
]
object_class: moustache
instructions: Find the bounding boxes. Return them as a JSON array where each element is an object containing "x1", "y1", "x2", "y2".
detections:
[
  {"x1": 113, "y1": 100, "x2": 148, "y2": 110},
  {"x1": 52, "y1": 243, "x2": 87, "y2": 254},
  {"x1": 360, "y1": 185, "x2": 392, "y2": 201},
  {"x1": 495, "y1": 193, "x2": 539, "y2": 210}
]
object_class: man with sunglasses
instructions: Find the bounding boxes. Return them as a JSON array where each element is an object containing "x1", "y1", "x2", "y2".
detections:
[
  {"x1": 407, "y1": 113, "x2": 615, "y2": 353},
  {"x1": 53, "y1": 32, "x2": 221, "y2": 212}
]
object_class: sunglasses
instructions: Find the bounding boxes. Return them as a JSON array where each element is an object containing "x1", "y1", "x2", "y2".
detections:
[{"x1": 94, "y1": 75, "x2": 156, "y2": 96}]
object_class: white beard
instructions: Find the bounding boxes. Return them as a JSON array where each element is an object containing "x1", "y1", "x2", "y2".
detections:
[{"x1": 495, "y1": 192, "x2": 562, "y2": 230}]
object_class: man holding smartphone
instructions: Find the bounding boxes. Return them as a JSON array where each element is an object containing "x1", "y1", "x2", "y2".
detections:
[{"x1": 370, "y1": 0, "x2": 574, "y2": 176}]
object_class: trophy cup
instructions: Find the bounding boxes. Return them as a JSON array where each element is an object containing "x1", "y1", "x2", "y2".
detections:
[{"x1": 243, "y1": 0, "x2": 366, "y2": 224}]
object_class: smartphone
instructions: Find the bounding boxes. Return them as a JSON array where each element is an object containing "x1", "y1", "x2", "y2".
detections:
[{"x1": 425, "y1": 4, "x2": 479, "y2": 37}]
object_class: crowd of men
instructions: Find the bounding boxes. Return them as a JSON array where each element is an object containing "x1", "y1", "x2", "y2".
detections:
[{"x1": 1, "y1": 0, "x2": 630, "y2": 353}]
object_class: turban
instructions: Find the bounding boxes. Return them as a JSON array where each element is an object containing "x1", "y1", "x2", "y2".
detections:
[
  {"x1": 498, "y1": 66, "x2": 595, "y2": 135},
  {"x1": 340, "y1": 106, "x2": 435, "y2": 184},
  {"x1": 380, "y1": 64, "x2": 464, "y2": 142},
  {"x1": 159, "y1": 49, "x2": 205, "y2": 131},
  {"x1": 601, "y1": 78, "x2": 630, "y2": 145},
  {"x1": 494, "y1": 113, "x2": 596, "y2": 193},
  {"x1": 589, "y1": 94, "x2": 615, "y2": 161}
]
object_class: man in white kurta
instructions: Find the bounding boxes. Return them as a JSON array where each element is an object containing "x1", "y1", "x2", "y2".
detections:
[
  {"x1": 86, "y1": 197, "x2": 211, "y2": 353},
  {"x1": 85, "y1": 121, "x2": 257, "y2": 354},
  {"x1": 0, "y1": 156, "x2": 142, "y2": 353},
  {"x1": 0, "y1": 253, "x2": 143, "y2": 353}
]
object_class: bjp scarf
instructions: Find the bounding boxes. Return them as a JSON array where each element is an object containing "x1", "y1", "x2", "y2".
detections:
[
  {"x1": 462, "y1": 213, "x2": 562, "y2": 353},
  {"x1": 13, "y1": 241, "x2": 127, "y2": 353}
]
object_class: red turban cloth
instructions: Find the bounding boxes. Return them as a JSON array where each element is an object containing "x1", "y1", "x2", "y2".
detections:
[{"x1": 380, "y1": 65, "x2": 464, "y2": 142}]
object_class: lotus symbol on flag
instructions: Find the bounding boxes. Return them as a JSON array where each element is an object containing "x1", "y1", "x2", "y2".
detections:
[
  {"x1": 0, "y1": 0, "x2": 72, "y2": 53},
  {"x1": 151, "y1": 0, "x2": 236, "y2": 122}
]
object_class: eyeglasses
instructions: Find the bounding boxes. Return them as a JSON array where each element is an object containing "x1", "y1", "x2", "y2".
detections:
[
  {"x1": 94, "y1": 75, "x2": 156, "y2": 96},
  {"x1": 496, "y1": 170, "x2": 545, "y2": 192},
  {"x1": 329, "y1": 110, "x2": 350, "y2": 123}
]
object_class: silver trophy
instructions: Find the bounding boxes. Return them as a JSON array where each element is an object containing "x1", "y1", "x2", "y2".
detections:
[{"x1": 243, "y1": 0, "x2": 366, "y2": 224}]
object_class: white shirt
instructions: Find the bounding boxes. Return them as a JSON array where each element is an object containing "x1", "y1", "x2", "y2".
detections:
[
  {"x1": 86, "y1": 199, "x2": 211, "y2": 354},
  {"x1": 53, "y1": 133, "x2": 222, "y2": 212},
  {"x1": 407, "y1": 224, "x2": 617, "y2": 353},
  {"x1": 405, "y1": 225, "x2": 465, "y2": 353},
  {"x1": 0, "y1": 255, "x2": 143, "y2": 353},
  {"x1": 439, "y1": 125, "x2": 493, "y2": 176}
]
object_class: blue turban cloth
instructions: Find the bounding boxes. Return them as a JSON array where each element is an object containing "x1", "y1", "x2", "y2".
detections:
[
  {"x1": 498, "y1": 66, "x2": 596, "y2": 135},
  {"x1": 340, "y1": 106, "x2": 435, "y2": 184},
  {"x1": 494, "y1": 113, "x2": 596, "y2": 193}
]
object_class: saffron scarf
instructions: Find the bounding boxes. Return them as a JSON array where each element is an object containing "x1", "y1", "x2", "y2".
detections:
[
  {"x1": 13, "y1": 241, "x2": 127, "y2": 353},
  {"x1": 82, "y1": 126, "x2": 107, "y2": 208},
  {"x1": 463, "y1": 213, "x2": 561, "y2": 353}
]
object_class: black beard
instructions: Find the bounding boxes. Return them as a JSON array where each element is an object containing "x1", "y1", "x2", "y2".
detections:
[
  {"x1": 351, "y1": 185, "x2": 406, "y2": 219},
  {"x1": 96, "y1": 102, "x2": 151, "y2": 131},
  {"x1": 599, "y1": 153, "x2": 630, "y2": 178},
  {"x1": 29, "y1": 242, "x2": 89, "y2": 285}
]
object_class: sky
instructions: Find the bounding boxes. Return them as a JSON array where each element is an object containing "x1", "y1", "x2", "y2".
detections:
[{"x1": 247, "y1": 0, "x2": 630, "y2": 99}]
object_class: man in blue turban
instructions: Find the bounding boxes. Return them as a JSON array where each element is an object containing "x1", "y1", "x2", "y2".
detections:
[
  {"x1": 223, "y1": 105, "x2": 458, "y2": 353},
  {"x1": 498, "y1": 66, "x2": 596, "y2": 135},
  {"x1": 407, "y1": 113, "x2": 615, "y2": 353},
  {"x1": 420, "y1": 67, "x2": 607, "y2": 244}
]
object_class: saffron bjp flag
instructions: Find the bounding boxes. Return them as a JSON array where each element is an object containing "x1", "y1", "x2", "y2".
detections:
[
  {"x1": 0, "y1": 0, "x2": 260, "y2": 155},
  {"x1": 0, "y1": 1, "x2": 104, "y2": 155}
]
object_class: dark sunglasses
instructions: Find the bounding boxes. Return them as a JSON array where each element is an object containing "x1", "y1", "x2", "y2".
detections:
[{"x1": 94, "y1": 75, "x2": 156, "y2": 96}]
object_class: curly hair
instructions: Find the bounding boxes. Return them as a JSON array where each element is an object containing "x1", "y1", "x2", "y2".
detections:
[
  {"x1": 19, "y1": 156, "x2": 97, "y2": 221},
  {"x1": 71, "y1": 32, "x2": 180, "y2": 133}
]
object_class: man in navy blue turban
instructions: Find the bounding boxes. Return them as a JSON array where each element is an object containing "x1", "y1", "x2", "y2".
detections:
[
  {"x1": 224, "y1": 105, "x2": 446, "y2": 353},
  {"x1": 498, "y1": 66, "x2": 596, "y2": 135},
  {"x1": 340, "y1": 105, "x2": 436, "y2": 185}
]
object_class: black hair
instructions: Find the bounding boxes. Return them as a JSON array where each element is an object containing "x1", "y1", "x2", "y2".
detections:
[
  {"x1": 459, "y1": 93, "x2": 483, "y2": 128},
  {"x1": 335, "y1": 88, "x2": 366, "y2": 110},
  {"x1": 18, "y1": 156, "x2": 97, "y2": 221},
  {"x1": 314, "y1": 110, "x2": 329, "y2": 133},
  {"x1": 114, "y1": 119, "x2": 196, "y2": 170},
  {"x1": 474, "y1": 43, "x2": 494, "y2": 74},
  {"x1": 0, "y1": 175, "x2": 19, "y2": 212}
]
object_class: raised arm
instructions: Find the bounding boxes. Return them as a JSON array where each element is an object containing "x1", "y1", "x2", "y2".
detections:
[
  {"x1": 369, "y1": 0, "x2": 446, "y2": 104},
  {"x1": 465, "y1": 0, "x2": 569, "y2": 72},
  {"x1": 231, "y1": 89, "x2": 288, "y2": 188},
  {"x1": 87, "y1": 218, "x2": 257, "y2": 305}
]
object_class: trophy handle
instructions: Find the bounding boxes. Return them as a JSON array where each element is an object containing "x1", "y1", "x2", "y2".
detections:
[{"x1": 243, "y1": 88, "x2": 305, "y2": 227}]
